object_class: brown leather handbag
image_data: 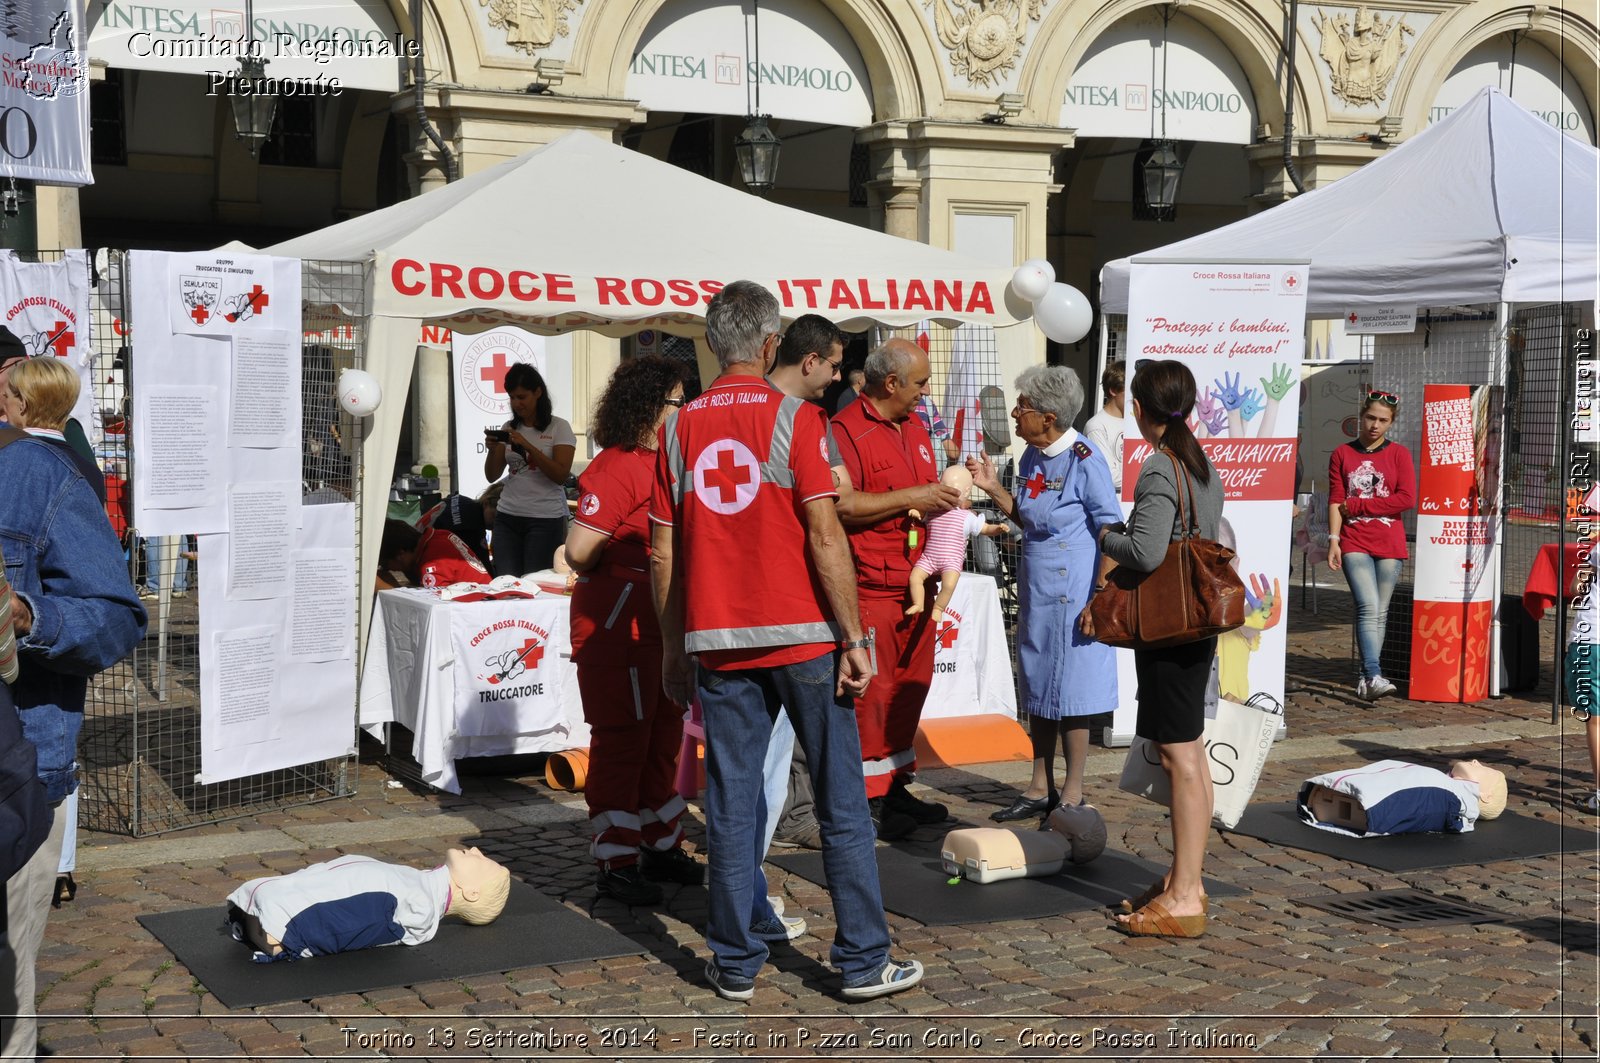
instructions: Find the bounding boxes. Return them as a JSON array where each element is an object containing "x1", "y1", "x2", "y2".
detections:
[{"x1": 1087, "y1": 452, "x2": 1246, "y2": 650}]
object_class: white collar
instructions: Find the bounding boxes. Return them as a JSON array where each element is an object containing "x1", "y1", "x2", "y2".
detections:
[{"x1": 1040, "y1": 428, "x2": 1078, "y2": 458}]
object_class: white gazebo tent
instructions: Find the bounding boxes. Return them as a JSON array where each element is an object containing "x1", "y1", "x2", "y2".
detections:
[
  {"x1": 1101, "y1": 87, "x2": 1598, "y2": 316},
  {"x1": 262, "y1": 132, "x2": 1030, "y2": 646},
  {"x1": 1099, "y1": 87, "x2": 1597, "y2": 699}
]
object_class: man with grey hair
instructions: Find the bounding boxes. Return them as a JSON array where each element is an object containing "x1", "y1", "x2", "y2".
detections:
[
  {"x1": 830, "y1": 337, "x2": 962, "y2": 840},
  {"x1": 651, "y1": 281, "x2": 923, "y2": 1002}
]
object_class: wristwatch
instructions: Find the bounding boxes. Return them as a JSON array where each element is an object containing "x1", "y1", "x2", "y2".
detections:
[{"x1": 841, "y1": 635, "x2": 874, "y2": 651}]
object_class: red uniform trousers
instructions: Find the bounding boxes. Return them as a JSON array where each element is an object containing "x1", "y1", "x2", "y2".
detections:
[
  {"x1": 855, "y1": 589, "x2": 935, "y2": 799},
  {"x1": 572, "y1": 572, "x2": 686, "y2": 870}
]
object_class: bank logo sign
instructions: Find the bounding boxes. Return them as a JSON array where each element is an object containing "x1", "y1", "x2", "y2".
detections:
[{"x1": 626, "y1": 0, "x2": 871, "y2": 127}]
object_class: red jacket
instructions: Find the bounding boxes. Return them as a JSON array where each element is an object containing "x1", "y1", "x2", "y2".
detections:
[{"x1": 831, "y1": 397, "x2": 939, "y2": 595}]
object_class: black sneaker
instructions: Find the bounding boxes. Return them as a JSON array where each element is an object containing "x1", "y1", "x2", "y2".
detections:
[
  {"x1": 596, "y1": 865, "x2": 662, "y2": 905},
  {"x1": 770, "y1": 822, "x2": 824, "y2": 850},
  {"x1": 639, "y1": 845, "x2": 705, "y2": 885},
  {"x1": 868, "y1": 798, "x2": 917, "y2": 841},
  {"x1": 886, "y1": 779, "x2": 950, "y2": 824}
]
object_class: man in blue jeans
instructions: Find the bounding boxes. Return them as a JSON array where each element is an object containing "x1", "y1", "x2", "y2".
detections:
[
  {"x1": 1, "y1": 421, "x2": 147, "y2": 1060},
  {"x1": 650, "y1": 281, "x2": 922, "y2": 1003}
]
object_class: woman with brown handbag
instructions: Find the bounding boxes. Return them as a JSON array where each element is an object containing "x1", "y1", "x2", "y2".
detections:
[{"x1": 1083, "y1": 360, "x2": 1224, "y2": 938}]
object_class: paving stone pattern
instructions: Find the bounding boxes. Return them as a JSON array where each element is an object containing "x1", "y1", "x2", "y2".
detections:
[{"x1": 34, "y1": 587, "x2": 1600, "y2": 1060}]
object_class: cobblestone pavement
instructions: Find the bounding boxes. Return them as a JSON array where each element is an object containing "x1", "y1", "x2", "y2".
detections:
[{"x1": 32, "y1": 586, "x2": 1600, "y2": 1061}]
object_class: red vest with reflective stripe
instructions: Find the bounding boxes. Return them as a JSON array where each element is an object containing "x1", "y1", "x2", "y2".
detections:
[{"x1": 657, "y1": 377, "x2": 838, "y2": 657}]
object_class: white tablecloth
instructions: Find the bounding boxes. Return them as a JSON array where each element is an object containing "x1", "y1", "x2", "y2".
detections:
[
  {"x1": 360, "y1": 588, "x2": 588, "y2": 794},
  {"x1": 922, "y1": 573, "x2": 1017, "y2": 720}
]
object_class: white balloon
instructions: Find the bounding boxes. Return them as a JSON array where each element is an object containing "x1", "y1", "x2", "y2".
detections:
[
  {"x1": 1032, "y1": 283, "x2": 1094, "y2": 345},
  {"x1": 337, "y1": 368, "x2": 383, "y2": 417},
  {"x1": 1009, "y1": 259, "x2": 1055, "y2": 303}
]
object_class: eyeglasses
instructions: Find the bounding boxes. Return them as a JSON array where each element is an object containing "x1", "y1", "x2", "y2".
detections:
[
  {"x1": 1012, "y1": 402, "x2": 1042, "y2": 417},
  {"x1": 1366, "y1": 390, "x2": 1399, "y2": 406},
  {"x1": 817, "y1": 354, "x2": 844, "y2": 373}
]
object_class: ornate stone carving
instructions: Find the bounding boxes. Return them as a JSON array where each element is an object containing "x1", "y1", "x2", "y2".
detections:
[
  {"x1": 925, "y1": 0, "x2": 1049, "y2": 88},
  {"x1": 479, "y1": 0, "x2": 584, "y2": 55},
  {"x1": 1314, "y1": 5, "x2": 1414, "y2": 106}
]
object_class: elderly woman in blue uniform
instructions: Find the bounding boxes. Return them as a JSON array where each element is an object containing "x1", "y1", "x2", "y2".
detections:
[{"x1": 968, "y1": 365, "x2": 1121, "y2": 821}]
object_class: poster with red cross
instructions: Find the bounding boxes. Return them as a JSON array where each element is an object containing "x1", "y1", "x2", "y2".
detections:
[
  {"x1": 448, "y1": 596, "x2": 575, "y2": 742},
  {"x1": 0, "y1": 250, "x2": 93, "y2": 432},
  {"x1": 167, "y1": 252, "x2": 288, "y2": 335},
  {"x1": 451, "y1": 326, "x2": 546, "y2": 500},
  {"x1": 1109, "y1": 260, "x2": 1307, "y2": 744},
  {"x1": 1408, "y1": 383, "x2": 1501, "y2": 702},
  {"x1": 920, "y1": 573, "x2": 1018, "y2": 722}
]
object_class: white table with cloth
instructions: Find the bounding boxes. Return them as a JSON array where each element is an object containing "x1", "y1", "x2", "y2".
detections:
[
  {"x1": 360, "y1": 587, "x2": 589, "y2": 794},
  {"x1": 920, "y1": 573, "x2": 1017, "y2": 720}
]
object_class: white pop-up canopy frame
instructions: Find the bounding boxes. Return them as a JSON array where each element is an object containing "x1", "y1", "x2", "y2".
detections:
[
  {"x1": 262, "y1": 131, "x2": 1032, "y2": 650},
  {"x1": 1100, "y1": 88, "x2": 1599, "y2": 318}
]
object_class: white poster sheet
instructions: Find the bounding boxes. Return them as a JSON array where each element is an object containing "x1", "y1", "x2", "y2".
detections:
[
  {"x1": 128, "y1": 251, "x2": 302, "y2": 536},
  {"x1": 229, "y1": 331, "x2": 301, "y2": 449},
  {"x1": 289, "y1": 549, "x2": 356, "y2": 663},
  {"x1": 226, "y1": 482, "x2": 299, "y2": 601},
  {"x1": 450, "y1": 327, "x2": 545, "y2": 501},
  {"x1": 169, "y1": 252, "x2": 291, "y2": 335},
  {"x1": 0, "y1": 251, "x2": 94, "y2": 430},
  {"x1": 199, "y1": 503, "x2": 358, "y2": 781},
  {"x1": 1110, "y1": 261, "x2": 1309, "y2": 744}
]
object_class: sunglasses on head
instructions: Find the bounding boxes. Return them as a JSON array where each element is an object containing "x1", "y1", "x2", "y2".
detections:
[{"x1": 1366, "y1": 390, "x2": 1399, "y2": 406}]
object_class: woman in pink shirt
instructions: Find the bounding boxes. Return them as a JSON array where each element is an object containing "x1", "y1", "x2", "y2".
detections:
[{"x1": 1327, "y1": 391, "x2": 1416, "y2": 701}]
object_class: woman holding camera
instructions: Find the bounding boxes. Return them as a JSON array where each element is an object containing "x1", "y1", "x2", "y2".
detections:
[
  {"x1": 1085, "y1": 360, "x2": 1222, "y2": 938},
  {"x1": 484, "y1": 363, "x2": 575, "y2": 576}
]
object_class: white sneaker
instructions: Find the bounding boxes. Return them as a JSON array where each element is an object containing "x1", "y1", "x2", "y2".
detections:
[
  {"x1": 768, "y1": 895, "x2": 784, "y2": 917},
  {"x1": 1366, "y1": 675, "x2": 1397, "y2": 699},
  {"x1": 1581, "y1": 791, "x2": 1600, "y2": 814},
  {"x1": 1355, "y1": 677, "x2": 1370, "y2": 701},
  {"x1": 841, "y1": 958, "x2": 923, "y2": 1000}
]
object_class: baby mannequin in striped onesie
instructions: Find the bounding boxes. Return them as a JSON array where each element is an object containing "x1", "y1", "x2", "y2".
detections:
[{"x1": 906, "y1": 464, "x2": 1006, "y2": 623}]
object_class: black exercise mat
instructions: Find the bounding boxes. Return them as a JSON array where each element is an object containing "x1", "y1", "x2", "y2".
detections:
[
  {"x1": 137, "y1": 881, "x2": 642, "y2": 1009},
  {"x1": 769, "y1": 842, "x2": 1243, "y2": 926},
  {"x1": 1224, "y1": 803, "x2": 1597, "y2": 871}
]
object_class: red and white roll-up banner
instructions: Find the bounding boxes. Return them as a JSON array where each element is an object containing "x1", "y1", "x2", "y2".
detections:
[
  {"x1": 1409, "y1": 384, "x2": 1501, "y2": 702},
  {"x1": 450, "y1": 326, "x2": 544, "y2": 502}
]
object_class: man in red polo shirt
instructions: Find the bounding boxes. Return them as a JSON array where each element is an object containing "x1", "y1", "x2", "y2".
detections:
[{"x1": 831, "y1": 337, "x2": 962, "y2": 839}]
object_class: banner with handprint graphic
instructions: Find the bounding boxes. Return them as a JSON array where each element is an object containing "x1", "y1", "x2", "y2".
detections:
[
  {"x1": 1110, "y1": 260, "x2": 1307, "y2": 743},
  {"x1": 0, "y1": 250, "x2": 92, "y2": 430}
]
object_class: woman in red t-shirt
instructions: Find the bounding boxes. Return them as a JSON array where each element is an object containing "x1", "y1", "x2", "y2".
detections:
[
  {"x1": 1327, "y1": 391, "x2": 1416, "y2": 701},
  {"x1": 563, "y1": 355, "x2": 701, "y2": 907}
]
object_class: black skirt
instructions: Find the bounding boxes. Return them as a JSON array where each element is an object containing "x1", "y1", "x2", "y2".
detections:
[{"x1": 1133, "y1": 637, "x2": 1218, "y2": 744}]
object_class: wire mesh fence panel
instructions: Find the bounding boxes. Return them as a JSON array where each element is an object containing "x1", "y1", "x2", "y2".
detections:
[{"x1": 75, "y1": 253, "x2": 365, "y2": 836}]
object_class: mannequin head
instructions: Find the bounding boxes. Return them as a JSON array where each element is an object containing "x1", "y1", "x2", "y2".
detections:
[
  {"x1": 941, "y1": 463, "x2": 974, "y2": 508},
  {"x1": 1045, "y1": 802, "x2": 1107, "y2": 864},
  {"x1": 444, "y1": 847, "x2": 512, "y2": 924},
  {"x1": 1450, "y1": 759, "x2": 1507, "y2": 819}
]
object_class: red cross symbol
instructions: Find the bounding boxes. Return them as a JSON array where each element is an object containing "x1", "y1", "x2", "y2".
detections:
[
  {"x1": 516, "y1": 637, "x2": 545, "y2": 669},
  {"x1": 1285, "y1": 274, "x2": 1300, "y2": 288},
  {"x1": 705, "y1": 447, "x2": 754, "y2": 503},
  {"x1": 245, "y1": 284, "x2": 268, "y2": 311},
  {"x1": 190, "y1": 304, "x2": 210, "y2": 325},
  {"x1": 1348, "y1": 312, "x2": 1359, "y2": 324},
  {"x1": 478, "y1": 352, "x2": 512, "y2": 395},
  {"x1": 1023, "y1": 470, "x2": 1047, "y2": 498},
  {"x1": 46, "y1": 321, "x2": 75, "y2": 357},
  {"x1": 1461, "y1": 559, "x2": 1475, "y2": 572},
  {"x1": 936, "y1": 621, "x2": 959, "y2": 649}
]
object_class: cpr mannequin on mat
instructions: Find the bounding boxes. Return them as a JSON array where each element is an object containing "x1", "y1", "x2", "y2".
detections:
[
  {"x1": 226, "y1": 848, "x2": 511, "y2": 962},
  {"x1": 940, "y1": 803, "x2": 1107, "y2": 883},
  {"x1": 1297, "y1": 759, "x2": 1506, "y2": 837},
  {"x1": 905, "y1": 465, "x2": 1008, "y2": 622}
]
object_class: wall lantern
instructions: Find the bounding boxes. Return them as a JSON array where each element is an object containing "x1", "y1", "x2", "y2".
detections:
[{"x1": 734, "y1": 114, "x2": 781, "y2": 194}]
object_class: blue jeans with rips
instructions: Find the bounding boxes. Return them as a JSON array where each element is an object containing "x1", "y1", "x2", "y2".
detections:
[
  {"x1": 1341, "y1": 551, "x2": 1402, "y2": 679},
  {"x1": 698, "y1": 650, "x2": 889, "y2": 982}
]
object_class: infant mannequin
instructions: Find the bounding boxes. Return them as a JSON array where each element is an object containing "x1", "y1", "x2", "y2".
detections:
[
  {"x1": 1298, "y1": 759, "x2": 1506, "y2": 837},
  {"x1": 226, "y1": 847, "x2": 511, "y2": 962},
  {"x1": 906, "y1": 465, "x2": 1006, "y2": 622}
]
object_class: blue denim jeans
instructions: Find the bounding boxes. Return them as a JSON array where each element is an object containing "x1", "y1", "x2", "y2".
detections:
[
  {"x1": 698, "y1": 651, "x2": 889, "y2": 982},
  {"x1": 142, "y1": 536, "x2": 188, "y2": 593},
  {"x1": 1341, "y1": 552, "x2": 1401, "y2": 679}
]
